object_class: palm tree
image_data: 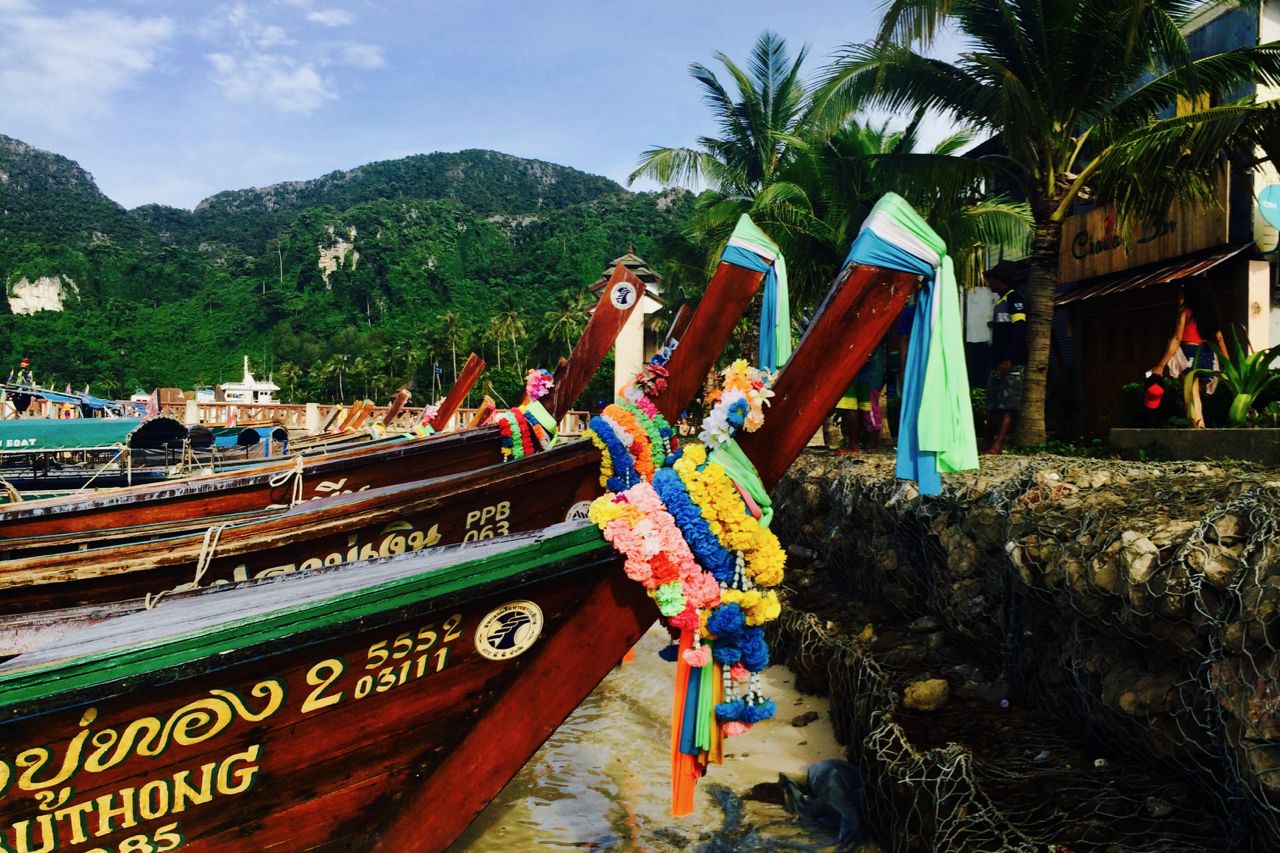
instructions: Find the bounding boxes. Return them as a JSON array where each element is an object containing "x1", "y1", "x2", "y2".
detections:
[
  {"x1": 439, "y1": 311, "x2": 462, "y2": 380},
  {"x1": 630, "y1": 33, "x2": 823, "y2": 286},
  {"x1": 495, "y1": 309, "x2": 526, "y2": 376},
  {"x1": 820, "y1": 0, "x2": 1280, "y2": 443},
  {"x1": 275, "y1": 362, "x2": 302, "y2": 401},
  {"x1": 544, "y1": 291, "x2": 590, "y2": 357},
  {"x1": 487, "y1": 315, "x2": 505, "y2": 370},
  {"x1": 632, "y1": 31, "x2": 1030, "y2": 308}
]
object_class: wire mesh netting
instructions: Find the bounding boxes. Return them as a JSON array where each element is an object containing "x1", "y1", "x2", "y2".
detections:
[{"x1": 769, "y1": 451, "x2": 1280, "y2": 852}]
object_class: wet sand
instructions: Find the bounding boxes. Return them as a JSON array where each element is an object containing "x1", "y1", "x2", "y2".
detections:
[{"x1": 452, "y1": 623, "x2": 842, "y2": 851}]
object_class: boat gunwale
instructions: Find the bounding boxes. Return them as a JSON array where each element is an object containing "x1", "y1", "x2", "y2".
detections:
[{"x1": 0, "y1": 521, "x2": 611, "y2": 718}]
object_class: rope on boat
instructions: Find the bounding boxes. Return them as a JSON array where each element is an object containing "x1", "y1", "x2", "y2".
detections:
[
  {"x1": 144, "y1": 521, "x2": 232, "y2": 610},
  {"x1": 267, "y1": 455, "x2": 305, "y2": 506},
  {"x1": 0, "y1": 478, "x2": 19, "y2": 504},
  {"x1": 75, "y1": 444, "x2": 126, "y2": 493}
]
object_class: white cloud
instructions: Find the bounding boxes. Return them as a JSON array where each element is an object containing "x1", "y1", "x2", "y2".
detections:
[
  {"x1": 212, "y1": 3, "x2": 296, "y2": 49},
  {"x1": 307, "y1": 9, "x2": 355, "y2": 27},
  {"x1": 340, "y1": 44, "x2": 384, "y2": 69},
  {"x1": 200, "y1": 1, "x2": 382, "y2": 114},
  {"x1": 207, "y1": 52, "x2": 334, "y2": 114},
  {"x1": 0, "y1": 4, "x2": 173, "y2": 126}
]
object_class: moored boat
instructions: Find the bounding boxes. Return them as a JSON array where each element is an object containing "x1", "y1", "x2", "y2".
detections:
[
  {"x1": 0, "y1": 261, "x2": 653, "y2": 551},
  {"x1": 0, "y1": 228, "x2": 787, "y2": 651}
]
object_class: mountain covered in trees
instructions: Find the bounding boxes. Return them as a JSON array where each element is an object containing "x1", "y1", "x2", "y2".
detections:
[{"x1": 0, "y1": 134, "x2": 693, "y2": 405}]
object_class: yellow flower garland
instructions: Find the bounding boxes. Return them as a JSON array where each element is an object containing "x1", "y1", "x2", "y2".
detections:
[{"x1": 674, "y1": 445, "x2": 785, "y2": 591}]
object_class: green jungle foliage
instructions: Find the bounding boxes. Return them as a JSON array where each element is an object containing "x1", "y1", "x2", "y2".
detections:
[{"x1": 0, "y1": 134, "x2": 694, "y2": 407}]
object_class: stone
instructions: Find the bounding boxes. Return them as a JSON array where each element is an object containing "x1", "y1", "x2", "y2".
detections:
[
  {"x1": 1121, "y1": 534, "x2": 1160, "y2": 585},
  {"x1": 1187, "y1": 542, "x2": 1245, "y2": 589},
  {"x1": 1208, "y1": 514, "x2": 1245, "y2": 544},
  {"x1": 790, "y1": 711, "x2": 820, "y2": 727},
  {"x1": 1089, "y1": 552, "x2": 1120, "y2": 594},
  {"x1": 903, "y1": 678, "x2": 950, "y2": 712},
  {"x1": 7, "y1": 274, "x2": 77, "y2": 314}
]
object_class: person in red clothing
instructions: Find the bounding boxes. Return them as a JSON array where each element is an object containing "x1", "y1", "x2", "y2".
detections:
[{"x1": 1151, "y1": 280, "x2": 1227, "y2": 428}]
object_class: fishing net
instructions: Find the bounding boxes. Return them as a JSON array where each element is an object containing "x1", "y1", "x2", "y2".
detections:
[{"x1": 769, "y1": 451, "x2": 1280, "y2": 851}]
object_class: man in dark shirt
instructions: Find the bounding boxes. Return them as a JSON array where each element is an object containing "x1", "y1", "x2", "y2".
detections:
[{"x1": 983, "y1": 261, "x2": 1027, "y2": 455}]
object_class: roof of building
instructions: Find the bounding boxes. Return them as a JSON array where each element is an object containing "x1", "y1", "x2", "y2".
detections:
[
  {"x1": 589, "y1": 245, "x2": 662, "y2": 298},
  {"x1": 1054, "y1": 242, "x2": 1254, "y2": 305}
]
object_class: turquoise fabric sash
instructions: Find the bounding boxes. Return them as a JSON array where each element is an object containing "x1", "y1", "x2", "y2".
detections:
[
  {"x1": 720, "y1": 215, "x2": 791, "y2": 373},
  {"x1": 848, "y1": 193, "x2": 978, "y2": 495}
]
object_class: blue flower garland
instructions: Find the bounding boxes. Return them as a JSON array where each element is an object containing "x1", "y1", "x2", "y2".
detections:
[
  {"x1": 653, "y1": 468, "x2": 736, "y2": 584},
  {"x1": 588, "y1": 414, "x2": 640, "y2": 492}
]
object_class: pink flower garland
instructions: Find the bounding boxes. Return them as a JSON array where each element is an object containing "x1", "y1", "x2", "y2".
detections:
[{"x1": 588, "y1": 482, "x2": 720, "y2": 619}]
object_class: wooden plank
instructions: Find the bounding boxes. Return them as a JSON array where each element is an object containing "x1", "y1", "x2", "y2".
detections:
[
  {"x1": 665, "y1": 303, "x2": 693, "y2": 346},
  {"x1": 543, "y1": 264, "x2": 645, "y2": 420},
  {"x1": 429, "y1": 353, "x2": 484, "y2": 431},
  {"x1": 379, "y1": 388, "x2": 412, "y2": 427},
  {"x1": 465, "y1": 397, "x2": 495, "y2": 429},
  {"x1": 656, "y1": 261, "x2": 767, "y2": 421},
  {"x1": 738, "y1": 263, "x2": 920, "y2": 489}
]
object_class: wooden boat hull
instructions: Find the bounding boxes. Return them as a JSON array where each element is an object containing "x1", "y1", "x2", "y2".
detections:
[
  {"x1": 0, "y1": 442, "x2": 607, "y2": 652},
  {"x1": 0, "y1": 525, "x2": 649, "y2": 853},
  {"x1": 0, "y1": 253, "x2": 927, "y2": 849},
  {"x1": 0, "y1": 428, "x2": 505, "y2": 554},
  {"x1": 0, "y1": 261, "x2": 757, "y2": 555}
]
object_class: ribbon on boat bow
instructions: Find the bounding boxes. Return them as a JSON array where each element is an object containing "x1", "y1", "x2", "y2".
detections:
[
  {"x1": 847, "y1": 193, "x2": 978, "y2": 495},
  {"x1": 720, "y1": 215, "x2": 792, "y2": 374}
]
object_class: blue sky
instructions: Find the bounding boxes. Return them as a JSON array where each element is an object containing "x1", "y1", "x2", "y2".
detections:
[{"x1": 0, "y1": 1, "x2": 961, "y2": 209}]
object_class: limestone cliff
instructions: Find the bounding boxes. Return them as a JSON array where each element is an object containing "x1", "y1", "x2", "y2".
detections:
[{"x1": 6, "y1": 274, "x2": 77, "y2": 314}]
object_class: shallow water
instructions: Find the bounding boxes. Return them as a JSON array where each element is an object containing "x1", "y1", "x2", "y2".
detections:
[{"x1": 452, "y1": 625, "x2": 843, "y2": 851}]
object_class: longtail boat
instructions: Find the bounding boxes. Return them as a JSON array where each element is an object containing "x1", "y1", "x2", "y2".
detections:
[
  {"x1": 0, "y1": 199, "x2": 947, "y2": 851},
  {"x1": 0, "y1": 261, "x2": 653, "y2": 553}
]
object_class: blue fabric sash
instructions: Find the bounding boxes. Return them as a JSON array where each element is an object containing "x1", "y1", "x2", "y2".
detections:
[
  {"x1": 847, "y1": 228, "x2": 942, "y2": 494},
  {"x1": 722, "y1": 245, "x2": 785, "y2": 373}
]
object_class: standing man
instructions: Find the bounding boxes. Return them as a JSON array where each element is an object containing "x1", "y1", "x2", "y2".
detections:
[{"x1": 982, "y1": 260, "x2": 1027, "y2": 455}]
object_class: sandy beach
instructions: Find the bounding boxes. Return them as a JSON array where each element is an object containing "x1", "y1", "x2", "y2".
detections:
[{"x1": 452, "y1": 623, "x2": 844, "y2": 851}]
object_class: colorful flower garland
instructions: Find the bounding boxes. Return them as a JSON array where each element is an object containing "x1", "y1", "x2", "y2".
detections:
[
  {"x1": 495, "y1": 406, "x2": 546, "y2": 461},
  {"x1": 583, "y1": 355, "x2": 787, "y2": 814},
  {"x1": 699, "y1": 360, "x2": 773, "y2": 449},
  {"x1": 525, "y1": 368, "x2": 555, "y2": 402}
]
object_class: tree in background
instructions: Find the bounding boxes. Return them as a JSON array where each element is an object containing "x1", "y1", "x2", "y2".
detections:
[
  {"x1": 820, "y1": 0, "x2": 1280, "y2": 443},
  {"x1": 632, "y1": 30, "x2": 1032, "y2": 323},
  {"x1": 631, "y1": 33, "x2": 825, "y2": 292},
  {"x1": 439, "y1": 310, "x2": 463, "y2": 381}
]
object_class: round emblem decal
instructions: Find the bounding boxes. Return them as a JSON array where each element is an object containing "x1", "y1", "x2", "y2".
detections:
[
  {"x1": 609, "y1": 281, "x2": 637, "y2": 310},
  {"x1": 565, "y1": 500, "x2": 592, "y2": 522},
  {"x1": 474, "y1": 601, "x2": 544, "y2": 661}
]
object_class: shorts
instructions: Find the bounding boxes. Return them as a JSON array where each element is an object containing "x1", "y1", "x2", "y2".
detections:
[
  {"x1": 1180, "y1": 342, "x2": 1217, "y2": 371},
  {"x1": 837, "y1": 381, "x2": 879, "y2": 411},
  {"x1": 986, "y1": 366, "x2": 1024, "y2": 412}
]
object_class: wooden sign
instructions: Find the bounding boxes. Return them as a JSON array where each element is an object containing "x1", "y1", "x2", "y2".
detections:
[{"x1": 1058, "y1": 177, "x2": 1229, "y2": 284}]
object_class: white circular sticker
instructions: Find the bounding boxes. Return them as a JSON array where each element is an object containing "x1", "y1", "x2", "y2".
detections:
[
  {"x1": 609, "y1": 281, "x2": 637, "y2": 310},
  {"x1": 565, "y1": 500, "x2": 593, "y2": 522},
  {"x1": 474, "y1": 601, "x2": 544, "y2": 661}
]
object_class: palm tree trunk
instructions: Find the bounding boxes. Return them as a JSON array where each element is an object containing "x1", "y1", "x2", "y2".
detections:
[{"x1": 1012, "y1": 214, "x2": 1063, "y2": 446}]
